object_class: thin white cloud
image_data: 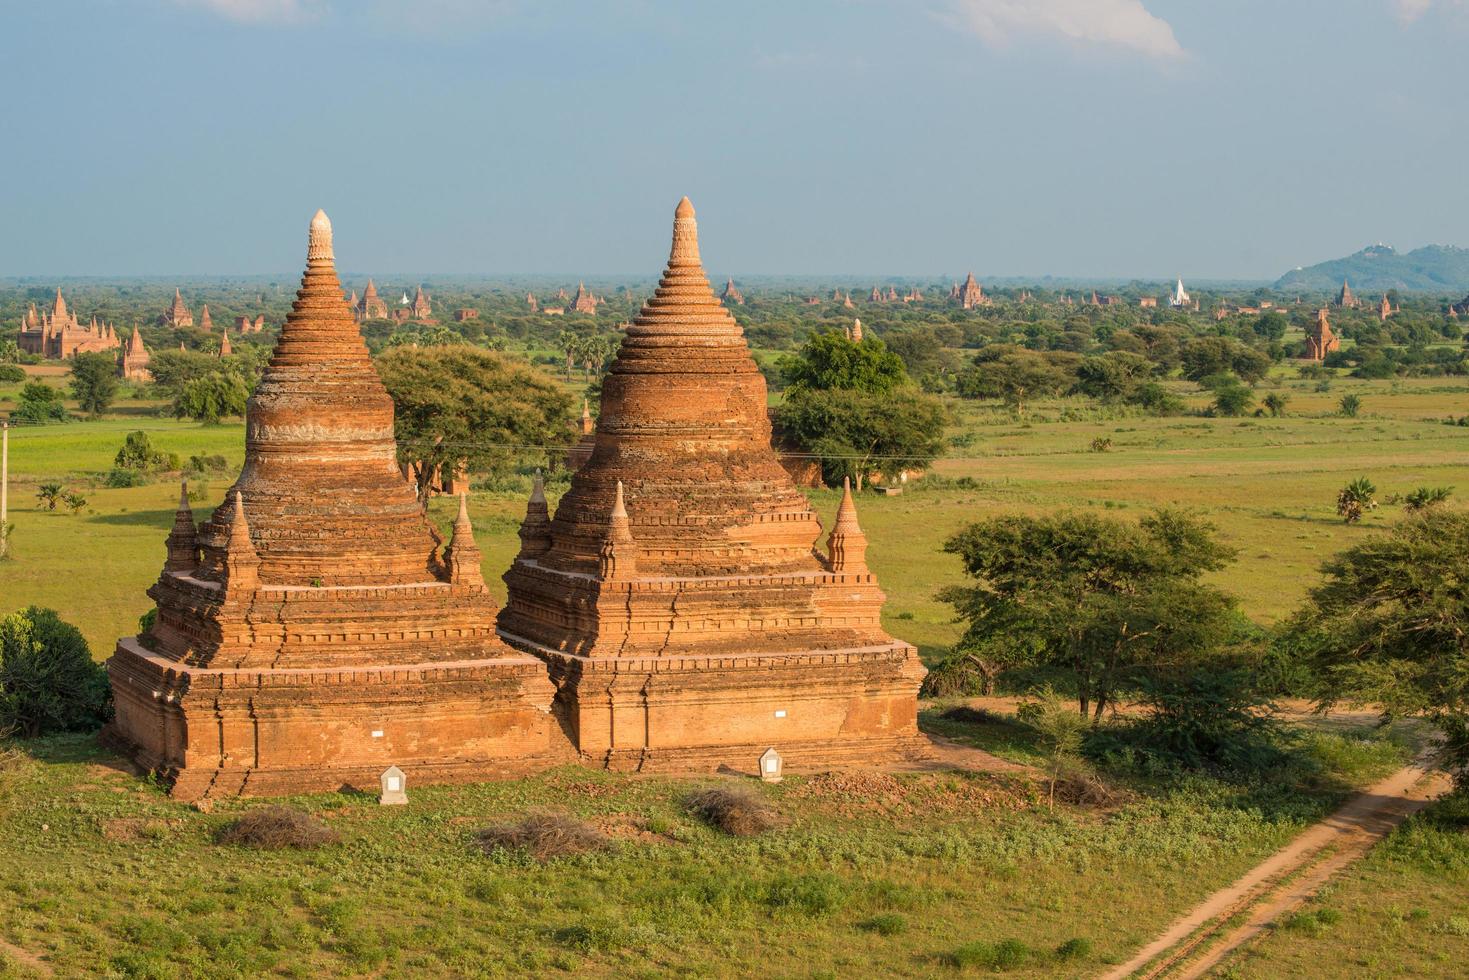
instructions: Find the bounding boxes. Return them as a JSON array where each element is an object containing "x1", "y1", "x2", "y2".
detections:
[
  {"x1": 942, "y1": 0, "x2": 1185, "y2": 61},
  {"x1": 1394, "y1": 0, "x2": 1469, "y2": 22},
  {"x1": 172, "y1": 0, "x2": 327, "y2": 24}
]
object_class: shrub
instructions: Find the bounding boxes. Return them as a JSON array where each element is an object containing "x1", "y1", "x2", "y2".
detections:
[
  {"x1": 945, "y1": 939, "x2": 1031, "y2": 970},
  {"x1": 686, "y1": 786, "x2": 783, "y2": 837},
  {"x1": 0, "y1": 365, "x2": 24, "y2": 383},
  {"x1": 1054, "y1": 937, "x2": 1093, "y2": 960},
  {"x1": 1129, "y1": 666, "x2": 1283, "y2": 772},
  {"x1": 105, "y1": 468, "x2": 150, "y2": 489},
  {"x1": 215, "y1": 806, "x2": 339, "y2": 849},
  {"x1": 1339, "y1": 393, "x2": 1363, "y2": 418},
  {"x1": 114, "y1": 431, "x2": 176, "y2": 473},
  {"x1": 0, "y1": 607, "x2": 110, "y2": 737},
  {"x1": 475, "y1": 812, "x2": 607, "y2": 860},
  {"x1": 11, "y1": 382, "x2": 68, "y2": 423},
  {"x1": 857, "y1": 913, "x2": 908, "y2": 936},
  {"x1": 763, "y1": 873, "x2": 846, "y2": 915}
]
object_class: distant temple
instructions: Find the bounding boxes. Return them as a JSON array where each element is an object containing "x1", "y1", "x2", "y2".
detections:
[
  {"x1": 1304, "y1": 308, "x2": 1340, "y2": 361},
  {"x1": 1169, "y1": 278, "x2": 1191, "y2": 309},
  {"x1": 454, "y1": 308, "x2": 479, "y2": 322},
  {"x1": 199, "y1": 304, "x2": 213, "y2": 332},
  {"x1": 570, "y1": 282, "x2": 600, "y2": 314},
  {"x1": 1334, "y1": 279, "x2": 1357, "y2": 308},
  {"x1": 957, "y1": 272, "x2": 987, "y2": 309},
  {"x1": 1139, "y1": 296, "x2": 1158, "y2": 309},
  {"x1": 526, "y1": 292, "x2": 539, "y2": 312},
  {"x1": 119, "y1": 325, "x2": 151, "y2": 381},
  {"x1": 160, "y1": 288, "x2": 194, "y2": 328},
  {"x1": 411, "y1": 284, "x2": 432, "y2": 320},
  {"x1": 356, "y1": 279, "x2": 388, "y2": 320},
  {"x1": 1378, "y1": 295, "x2": 1393, "y2": 322},
  {"x1": 218, "y1": 329, "x2": 232, "y2": 357},
  {"x1": 17, "y1": 288, "x2": 122, "y2": 359},
  {"x1": 721, "y1": 278, "x2": 744, "y2": 305}
]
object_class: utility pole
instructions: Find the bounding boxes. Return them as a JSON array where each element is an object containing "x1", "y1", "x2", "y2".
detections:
[{"x1": 1, "y1": 420, "x2": 9, "y2": 559}]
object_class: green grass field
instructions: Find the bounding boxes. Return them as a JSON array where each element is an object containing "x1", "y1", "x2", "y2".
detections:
[{"x1": 1, "y1": 373, "x2": 1467, "y2": 976}]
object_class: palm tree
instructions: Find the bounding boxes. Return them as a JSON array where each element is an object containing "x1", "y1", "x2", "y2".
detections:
[
  {"x1": 556, "y1": 329, "x2": 579, "y2": 381},
  {"x1": 1336, "y1": 477, "x2": 1378, "y2": 523},
  {"x1": 1404, "y1": 486, "x2": 1453, "y2": 512},
  {"x1": 35, "y1": 483, "x2": 63, "y2": 511}
]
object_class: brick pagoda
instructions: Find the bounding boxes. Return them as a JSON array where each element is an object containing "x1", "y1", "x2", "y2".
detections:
[
  {"x1": 106, "y1": 210, "x2": 562, "y2": 800},
  {"x1": 497, "y1": 197, "x2": 926, "y2": 774}
]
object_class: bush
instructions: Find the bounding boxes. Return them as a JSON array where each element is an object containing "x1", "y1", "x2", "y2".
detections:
[
  {"x1": 945, "y1": 938, "x2": 1031, "y2": 970},
  {"x1": 215, "y1": 806, "x2": 339, "y2": 849},
  {"x1": 11, "y1": 382, "x2": 68, "y2": 423},
  {"x1": 114, "y1": 431, "x2": 176, "y2": 473},
  {"x1": 474, "y1": 812, "x2": 607, "y2": 860},
  {"x1": 1114, "y1": 666, "x2": 1283, "y2": 772},
  {"x1": 105, "y1": 468, "x2": 150, "y2": 489},
  {"x1": 0, "y1": 607, "x2": 110, "y2": 737},
  {"x1": 686, "y1": 786, "x2": 783, "y2": 837},
  {"x1": 762, "y1": 873, "x2": 846, "y2": 916},
  {"x1": 0, "y1": 365, "x2": 25, "y2": 383},
  {"x1": 857, "y1": 913, "x2": 908, "y2": 935},
  {"x1": 1054, "y1": 937, "x2": 1093, "y2": 960}
]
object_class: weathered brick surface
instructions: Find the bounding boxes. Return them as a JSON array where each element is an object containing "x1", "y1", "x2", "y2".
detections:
[
  {"x1": 105, "y1": 211, "x2": 565, "y2": 799},
  {"x1": 499, "y1": 198, "x2": 927, "y2": 772}
]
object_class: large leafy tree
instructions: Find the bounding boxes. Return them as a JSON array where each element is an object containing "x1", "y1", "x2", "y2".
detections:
[
  {"x1": 1290, "y1": 511, "x2": 1469, "y2": 784},
  {"x1": 174, "y1": 372, "x2": 250, "y2": 424},
  {"x1": 1180, "y1": 336, "x2": 1271, "y2": 384},
  {"x1": 376, "y1": 346, "x2": 574, "y2": 499},
  {"x1": 68, "y1": 352, "x2": 119, "y2": 416},
  {"x1": 956, "y1": 345, "x2": 1079, "y2": 415},
  {"x1": 780, "y1": 330, "x2": 909, "y2": 394},
  {"x1": 774, "y1": 386, "x2": 947, "y2": 490},
  {"x1": 941, "y1": 509, "x2": 1239, "y2": 720},
  {"x1": 0, "y1": 607, "x2": 111, "y2": 737}
]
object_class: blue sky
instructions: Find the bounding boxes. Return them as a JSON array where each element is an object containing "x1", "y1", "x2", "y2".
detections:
[{"x1": 4, "y1": 0, "x2": 1466, "y2": 279}]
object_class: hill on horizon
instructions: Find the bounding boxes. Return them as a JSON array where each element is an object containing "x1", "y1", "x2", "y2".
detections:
[{"x1": 1275, "y1": 244, "x2": 1469, "y2": 294}]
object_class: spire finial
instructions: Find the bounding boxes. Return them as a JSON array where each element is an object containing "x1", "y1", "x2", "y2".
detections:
[
  {"x1": 826, "y1": 477, "x2": 868, "y2": 574},
  {"x1": 308, "y1": 209, "x2": 334, "y2": 263},
  {"x1": 612, "y1": 480, "x2": 628, "y2": 520},
  {"x1": 530, "y1": 470, "x2": 546, "y2": 504},
  {"x1": 445, "y1": 491, "x2": 484, "y2": 587},
  {"x1": 164, "y1": 480, "x2": 199, "y2": 573},
  {"x1": 599, "y1": 480, "x2": 638, "y2": 580},
  {"x1": 517, "y1": 471, "x2": 552, "y2": 558},
  {"x1": 669, "y1": 196, "x2": 700, "y2": 268},
  {"x1": 179, "y1": 479, "x2": 190, "y2": 510}
]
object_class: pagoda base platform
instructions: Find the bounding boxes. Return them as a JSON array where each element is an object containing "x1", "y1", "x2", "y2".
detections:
[
  {"x1": 104, "y1": 639, "x2": 572, "y2": 801},
  {"x1": 499, "y1": 633, "x2": 929, "y2": 774}
]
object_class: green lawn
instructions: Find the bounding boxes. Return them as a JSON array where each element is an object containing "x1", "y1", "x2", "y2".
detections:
[{"x1": 0, "y1": 712, "x2": 1411, "y2": 978}]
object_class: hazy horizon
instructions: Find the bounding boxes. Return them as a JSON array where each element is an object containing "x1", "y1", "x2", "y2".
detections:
[{"x1": 6, "y1": 1, "x2": 1467, "y2": 280}]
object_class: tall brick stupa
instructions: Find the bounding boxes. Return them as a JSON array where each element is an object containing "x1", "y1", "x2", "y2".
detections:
[
  {"x1": 498, "y1": 197, "x2": 927, "y2": 773},
  {"x1": 106, "y1": 211, "x2": 562, "y2": 800}
]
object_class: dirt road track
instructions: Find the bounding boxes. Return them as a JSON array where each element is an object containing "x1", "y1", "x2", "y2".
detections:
[{"x1": 1101, "y1": 759, "x2": 1450, "y2": 980}]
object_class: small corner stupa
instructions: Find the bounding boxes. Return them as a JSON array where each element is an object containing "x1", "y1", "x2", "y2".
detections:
[
  {"x1": 498, "y1": 197, "x2": 927, "y2": 774},
  {"x1": 106, "y1": 210, "x2": 563, "y2": 800}
]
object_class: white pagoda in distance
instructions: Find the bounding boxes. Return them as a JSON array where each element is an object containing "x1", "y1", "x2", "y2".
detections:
[{"x1": 1169, "y1": 278, "x2": 1191, "y2": 309}]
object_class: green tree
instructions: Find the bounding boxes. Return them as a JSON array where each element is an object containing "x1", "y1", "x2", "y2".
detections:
[
  {"x1": 35, "y1": 483, "x2": 63, "y2": 511},
  {"x1": 1403, "y1": 486, "x2": 1453, "y2": 511},
  {"x1": 11, "y1": 382, "x2": 68, "y2": 423},
  {"x1": 1181, "y1": 336, "x2": 1270, "y2": 384},
  {"x1": 957, "y1": 345, "x2": 1078, "y2": 415},
  {"x1": 941, "y1": 509, "x2": 1238, "y2": 721},
  {"x1": 1336, "y1": 477, "x2": 1377, "y2": 523},
  {"x1": 1291, "y1": 511, "x2": 1469, "y2": 785},
  {"x1": 173, "y1": 371, "x2": 250, "y2": 424},
  {"x1": 774, "y1": 386, "x2": 947, "y2": 490},
  {"x1": 780, "y1": 330, "x2": 909, "y2": 394},
  {"x1": 1211, "y1": 383, "x2": 1255, "y2": 417},
  {"x1": 1076, "y1": 351, "x2": 1152, "y2": 403},
  {"x1": 62, "y1": 491, "x2": 87, "y2": 515},
  {"x1": 1262, "y1": 392, "x2": 1290, "y2": 417},
  {"x1": 1339, "y1": 393, "x2": 1363, "y2": 418},
  {"x1": 0, "y1": 607, "x2": 111, "y2": 737},
  {"x1": 376, "y1": 345, "x2": 574, "y2": 500},
  {"x1": 1251, "y1": 311, "x2": 1289, "y2": 342},
  {"x1": 67, "y1": 352, "x2": 119, "y2": 416}
]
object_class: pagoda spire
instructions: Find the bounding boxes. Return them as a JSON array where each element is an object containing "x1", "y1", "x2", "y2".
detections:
[
  {"x1": 598, "y1": 480, "x2": 638, "y2": 581},
  {"x1": 580, "y1": 398, "x2": 594, "y2": 435},
  {"x1": 516, "y1": 471, "x2": 552, "y2": 558},
  {"x1": 164, "y1": 480, "x2": 199, "y2": 573},
  {"x1": 220, "y1": 491, "x2": 260, "y2": 592},
  {"x1": 53, "y1": 287, "x2": 67, "y2": 320},
  {"x1": 445, "y1": 492, "x2": 484, "y2": 587},
  {"x1": 851, "y1": 318, "x2": 863, "y2": 342},
  {"x1": 825, "y1": 478, "x2": 869, "y2": 574}
]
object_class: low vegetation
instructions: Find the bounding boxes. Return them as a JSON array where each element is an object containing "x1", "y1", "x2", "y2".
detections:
[
  {"x1": 685, "y1": 785, "x2": 783, "y2": 836},
  {"x1": 474, "y1": 811, "x2": 609, "y2": 861},
  {"x1": 215, "y1": 806, "x2": 340, "y2": 850}
]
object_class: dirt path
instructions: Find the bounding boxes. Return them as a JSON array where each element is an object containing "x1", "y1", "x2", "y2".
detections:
[
  {"x1": 0, "y1": 935, "x2": 52, "y2": 978},
  {"x1": 1101, "y1": 759, "x2": 1450, "y2": 980}
]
